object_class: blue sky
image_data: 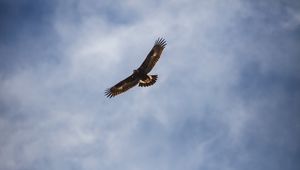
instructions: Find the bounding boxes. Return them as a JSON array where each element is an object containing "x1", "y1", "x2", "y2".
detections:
[{"x1": 0, "y1": 0, "x2": 300, "y2": 170}]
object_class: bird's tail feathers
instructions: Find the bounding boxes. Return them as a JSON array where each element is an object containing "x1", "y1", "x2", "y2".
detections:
[{"x1": 138, "y1": 75, "x2": 158, "y2": 87}]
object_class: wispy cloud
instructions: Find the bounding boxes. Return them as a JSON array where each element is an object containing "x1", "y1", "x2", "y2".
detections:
[{"x1": 0, "y1": 0, "x2": 299, "y2": 170}]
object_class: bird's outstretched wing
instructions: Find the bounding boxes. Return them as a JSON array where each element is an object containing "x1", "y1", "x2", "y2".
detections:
[
  {"x1": 138, "y1": 38, "x2": 167, "y2": 73},
  {"x1": 105, "y1": 74, "x2": 139, "y2": 98}
]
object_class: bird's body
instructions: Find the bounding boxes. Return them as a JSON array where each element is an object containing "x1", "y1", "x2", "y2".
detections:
[{"x1": 105, "y1": 38, "x2": 166, "y2": 98}]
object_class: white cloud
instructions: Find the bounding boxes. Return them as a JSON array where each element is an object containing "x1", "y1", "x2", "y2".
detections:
[{"x1": 1, "y1": 0, "x2": 299, "y2": 170}]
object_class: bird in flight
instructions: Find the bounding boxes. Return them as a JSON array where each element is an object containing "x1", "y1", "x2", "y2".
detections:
[{"x1": 105, "y1": 38, "x2": 167, "y2": 98}]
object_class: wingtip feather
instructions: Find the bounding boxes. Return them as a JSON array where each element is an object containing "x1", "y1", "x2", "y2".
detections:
[
  {"x1": 155, "y1": 37, "x2": 167, "y2": 48},
  {"x1": 105, "y1": 89, "x2": 114, "y2": 98}
]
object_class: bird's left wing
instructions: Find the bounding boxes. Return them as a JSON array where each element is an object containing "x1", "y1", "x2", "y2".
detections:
[
  {"x1": 138, "y1": 38, "x2": 167, "y2": 73},
  {"x1": 105, "y1": 73, "x2": 139, "y2": 98}
]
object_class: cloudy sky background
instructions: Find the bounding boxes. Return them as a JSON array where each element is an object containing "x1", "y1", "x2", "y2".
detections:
[{"x1": 1, "y1": 0, "x2": 300, "y2": 169}]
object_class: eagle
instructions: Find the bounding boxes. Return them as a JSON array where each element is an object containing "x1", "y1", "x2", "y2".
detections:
[{"x1": 105, "y1": 38, "x2": 167, "y2": 98}]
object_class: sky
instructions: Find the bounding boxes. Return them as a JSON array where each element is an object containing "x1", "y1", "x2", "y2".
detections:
[{"x1": 0, "y1": 0, "x2": 300, "y2": 170}]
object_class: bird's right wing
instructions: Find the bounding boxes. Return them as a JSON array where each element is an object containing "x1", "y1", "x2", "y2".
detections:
[
  {"x1": 105, "y1": 73, "x2": 139, "y2": 98},
  {"x1": 138, "y1": 38, "x2": 167, "y2": 73}
]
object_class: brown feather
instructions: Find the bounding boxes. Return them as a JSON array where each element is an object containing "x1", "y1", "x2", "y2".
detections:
[
  {"x1": 138, "y1": 38, "x2": 167, "y2": 73},
  {"x1": 105, "y1": 73, "x2": 139, "y2": 98},
  {"x1": 138, "y1": 75, "x2": 158, "y2": 87}
]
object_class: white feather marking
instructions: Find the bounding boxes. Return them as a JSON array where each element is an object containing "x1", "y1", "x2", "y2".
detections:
[
  {"x1": 139, "y1": 80, "x2": 146, "y2": 83},
  {"x1": 139, "y1": 75, "x2": 152, "y2": 83}
]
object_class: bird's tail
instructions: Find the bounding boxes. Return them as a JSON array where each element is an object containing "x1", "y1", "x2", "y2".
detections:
[{"x1": 138, "y1": 75, "x2": 158, "y2": 87}]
